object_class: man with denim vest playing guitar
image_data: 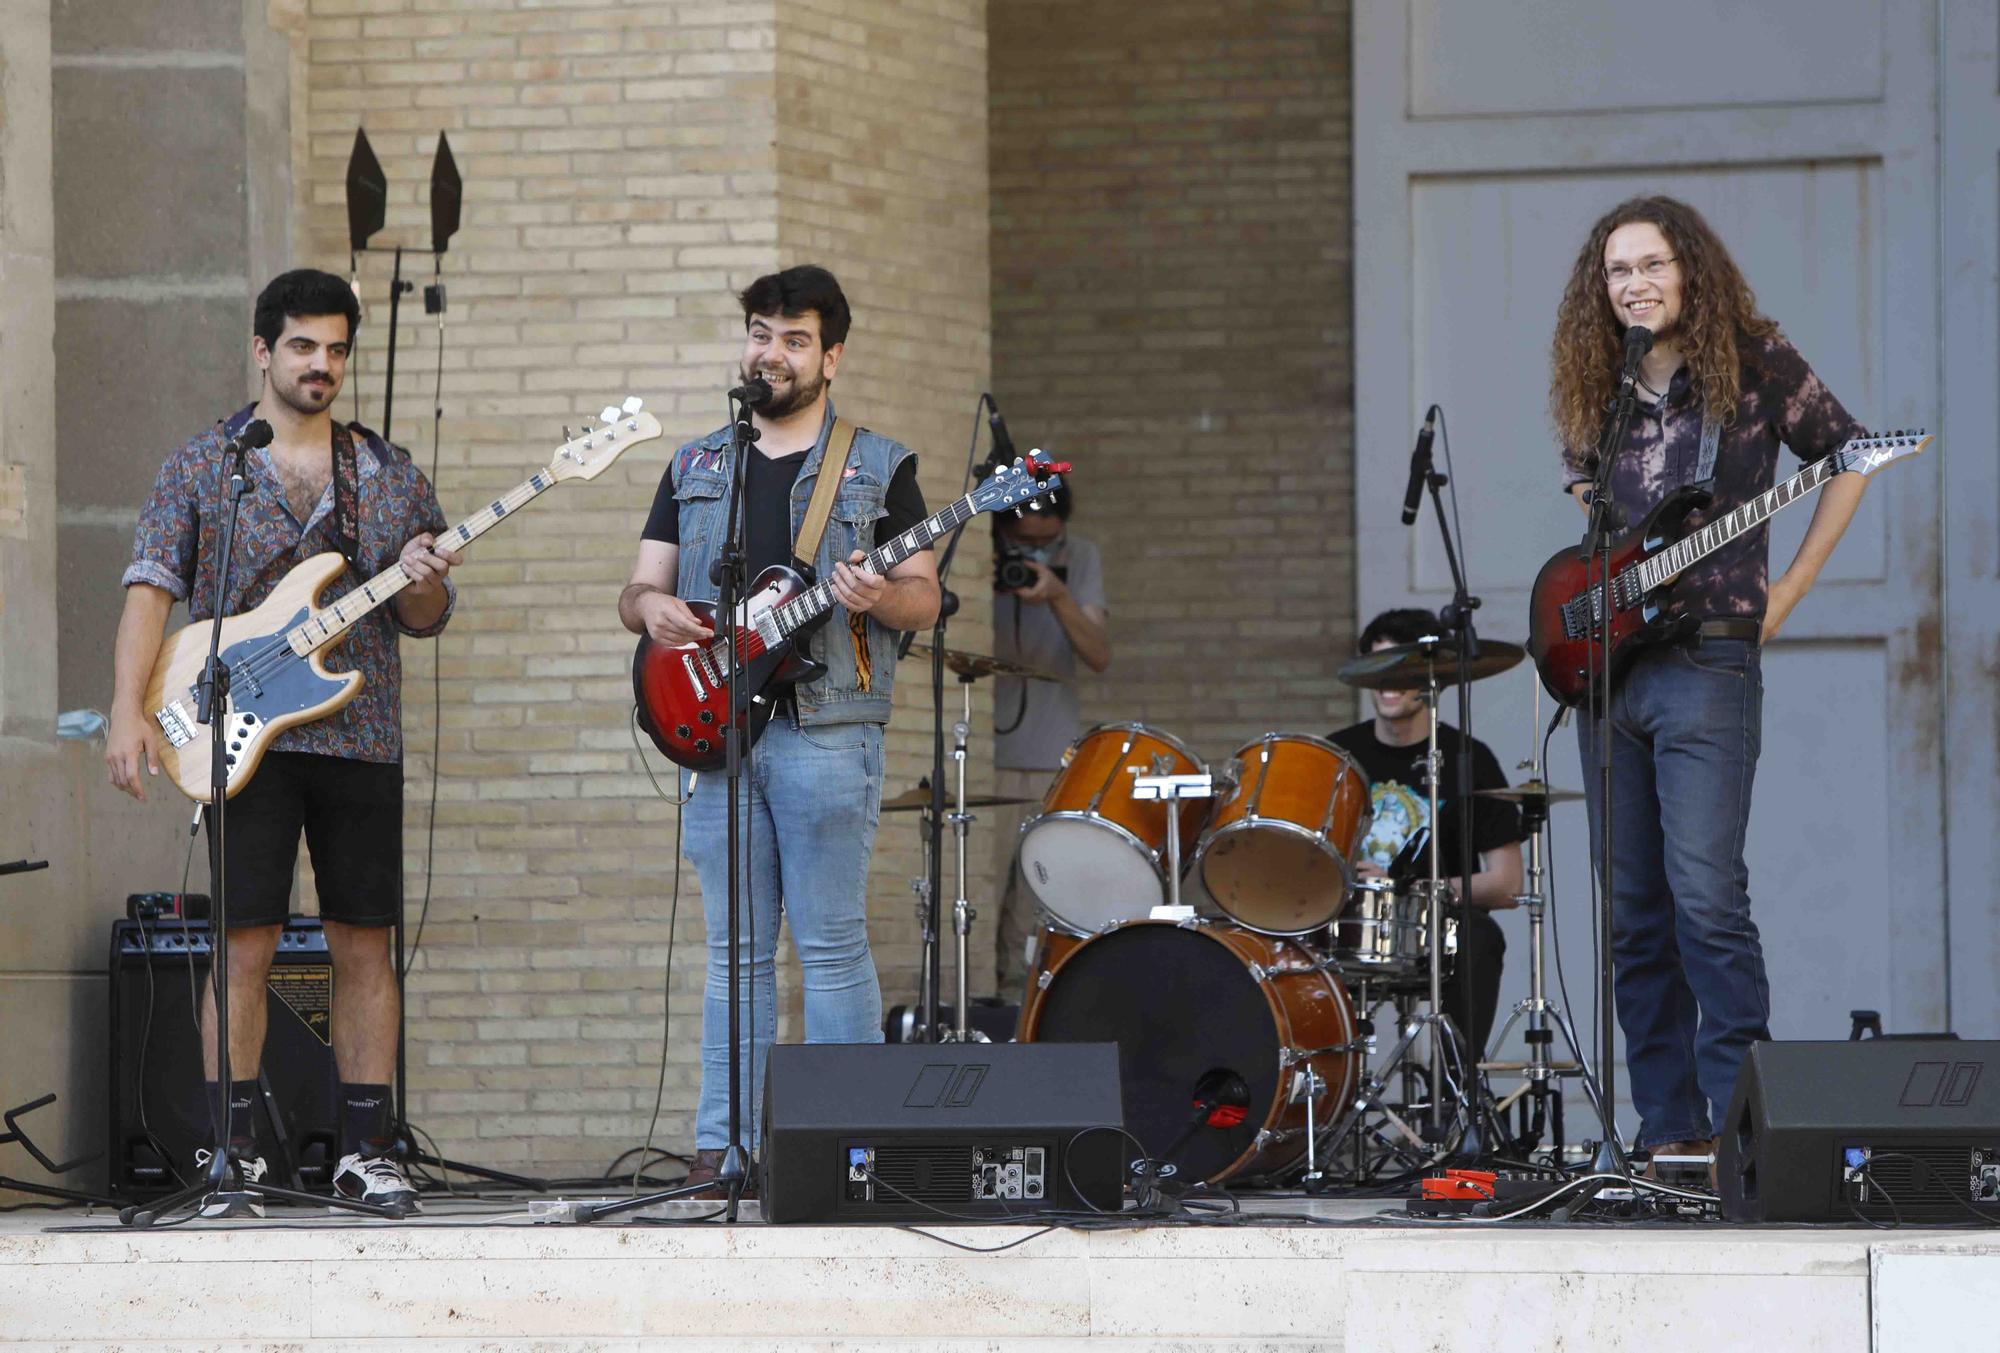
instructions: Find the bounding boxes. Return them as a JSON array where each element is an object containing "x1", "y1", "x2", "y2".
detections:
[{"x1": 620, "y1": 266, "x2": 941, "y2": 1195}]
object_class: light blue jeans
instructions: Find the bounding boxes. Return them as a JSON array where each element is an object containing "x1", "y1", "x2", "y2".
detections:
[
  {"x1": 1577, "y1": 636, "x2": 1769, "y2": 1149},
  {"x1": 680, "y1": 718, "x2": 886, "y2": 1152}
]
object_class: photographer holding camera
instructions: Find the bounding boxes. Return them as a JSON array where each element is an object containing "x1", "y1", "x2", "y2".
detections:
[{"x1": 988, "y1": 480, "x2": 1111, "y2": 996}]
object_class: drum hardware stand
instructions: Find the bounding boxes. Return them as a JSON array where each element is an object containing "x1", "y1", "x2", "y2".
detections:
[
  {"x1": 1131, "y1": 761, "x2": 1214, "y2": 920},
  {"x1": 1311, "y1": 1006, "x2": 1445, "y2": 1185},
  {"x1": 1411, "y1": 642, "x2": 1477, "y2": 1148},
  {"x1": 947, "y1": 689, "x2": 982, "y2": 1043}
]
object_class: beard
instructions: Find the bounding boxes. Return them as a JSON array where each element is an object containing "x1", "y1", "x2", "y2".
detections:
[
  {"x1": 749, "y1": 363, "x2": 826, "y2": 418},
  {"x1": 272, "y1": 369, "x2": 339, "y2": 416}
]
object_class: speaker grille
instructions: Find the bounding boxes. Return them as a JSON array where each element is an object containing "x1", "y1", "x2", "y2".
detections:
[{"x1": 871, "y1": 1143, "x2": 974, "y2": 1204}]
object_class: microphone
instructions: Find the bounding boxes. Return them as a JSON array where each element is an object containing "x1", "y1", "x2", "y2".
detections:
[
  {"x1": 1621, "y1": 324, "x2": 1655, "y2": 381},
  {"x1": 727, "y1": 376, "x2": 773, "y2": 410},
  {"x1": 976, "y1": 392, "x2": 1016, "y2": 479},
  {"x1": 223, "y1": 419, "x2": 273, "y2": 458},
  {"x1": 1400, "y1": 407, "x2": 1437, "y2": 526}
]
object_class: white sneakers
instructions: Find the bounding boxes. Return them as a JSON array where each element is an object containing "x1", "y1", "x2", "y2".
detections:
[
  {"x1": 193, "y1": 1149, "x2": 269, "y2": 1218},
  {"x1": 333, "y1": 1152, "x2": 422, "y2": 1212}
]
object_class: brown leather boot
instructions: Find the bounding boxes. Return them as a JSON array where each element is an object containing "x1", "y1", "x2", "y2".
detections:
[{"x1": 683, "y1": 1148, "x2": 757, "y2": 1201}]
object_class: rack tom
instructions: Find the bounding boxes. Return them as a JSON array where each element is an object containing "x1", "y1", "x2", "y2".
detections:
[
  {"x1": 1017, "y1": 722, "x2": 1208, "y2": 934},
  {"x1": 1193, "y1": 733, "x2": 1370, "y2": 936}
]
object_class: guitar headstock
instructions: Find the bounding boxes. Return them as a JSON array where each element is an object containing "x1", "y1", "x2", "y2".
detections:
[
  {"x1": 1835, "y1": 429, "x2": 1931, "y2": 477},
  {"x1": 969, "y1": 455, "x2": 1066, "y2": 515},
  {"x1": 546, "y1": 397, "x2": 664, "y2": 483}
]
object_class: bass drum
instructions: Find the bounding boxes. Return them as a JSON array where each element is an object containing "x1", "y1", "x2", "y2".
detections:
[{"x1": 1019, "y1": 920, "x2": 1357, "y2": 1184}]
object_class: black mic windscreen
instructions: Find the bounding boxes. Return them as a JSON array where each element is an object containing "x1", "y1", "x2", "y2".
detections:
[
  {"x1": 243, "y1": 419, "x2": 275, "y2": 449},
  {"x1": 1623, "y1": 325, "x2": 1655, "y2": 360}
]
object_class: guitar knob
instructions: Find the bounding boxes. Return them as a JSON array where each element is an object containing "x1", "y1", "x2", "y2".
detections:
[
  {"x1": 676, "y1": 724, "x2": 692, "y2": 739},
  {"x1": 695, "y1": 739, "x2": 712, "y2": 754},
  {"x1": 698, "y1": 710, "x2": 715, "y2": 724}
]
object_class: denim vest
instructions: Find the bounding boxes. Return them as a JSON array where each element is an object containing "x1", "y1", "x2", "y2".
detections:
[{"x1": 670, "y1": 400, "x2": 914, "y2": 726}]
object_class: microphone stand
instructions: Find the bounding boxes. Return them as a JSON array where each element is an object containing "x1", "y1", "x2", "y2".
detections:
[
  {"x1": 123, "y1": 430, "x2": 392, "y2": 1224},
  {"x1": 1412, "y1": 451, "x2": 1482, "y2": 1153},
  {"x1": 580, "y1": 390, "x2": 761, "y2": 1223},
  {"x1": 1578, "y1": 344, "x2": 1646, "y2": 1178}
]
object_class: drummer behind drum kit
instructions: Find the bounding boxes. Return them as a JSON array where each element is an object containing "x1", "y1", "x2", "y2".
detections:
[{"x1": 890, "y1": 632, "x2": 1598, "y2": 1191}]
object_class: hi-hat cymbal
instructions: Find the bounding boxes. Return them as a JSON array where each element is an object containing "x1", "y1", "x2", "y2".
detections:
[
  {"x1": 1474, "y1": 780, "x2": 1585, "y2": 806},
  {"x1": 901, "y1": 643, "x2": 1059, "y2": 683},
  {"x1": 1337, "y1": 637, "x2": 1526, "y2": 690},
  {"x1": 881, "y1": 783, "x2": 1039, "y2": 813}
]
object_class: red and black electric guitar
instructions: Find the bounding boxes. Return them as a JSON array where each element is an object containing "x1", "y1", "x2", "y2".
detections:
[
  {"x1": 1527, "y1": 430, "x2": 1929, "y2": 706},
  {"x1": 633, "y1": 455, "x2": 1065, "y2": 771}
]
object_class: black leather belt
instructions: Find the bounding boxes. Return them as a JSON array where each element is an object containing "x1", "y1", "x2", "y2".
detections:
[{"x1": 1692, "y1": 617, "x2": 1761, "y2": 644}]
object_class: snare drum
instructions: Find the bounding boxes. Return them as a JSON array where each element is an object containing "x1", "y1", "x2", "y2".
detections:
[
  {"x1": 1017, "y1": 723, "x2": 1208, "y2": 934},
  {"x1": 1335, "y1": 877, "x2": 1458, "y2": 984},
  {"x1": 1019, "y1": 919, "x2": 1358, "y2": 1184},
  {"x1": 1193, "y1": 733, "x2": 1370, "y2": 936}
]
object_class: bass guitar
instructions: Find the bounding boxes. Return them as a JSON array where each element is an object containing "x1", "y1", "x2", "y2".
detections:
[
  {"x1": 1527, "y1": 429, "x2": 1929, "y2": 706},
  {"x1": 147, "y1": 398, "x2": 663, "y2": 801},
  {"x1": 633, "y1": 455, "x2": 1064, "y2": 771}
]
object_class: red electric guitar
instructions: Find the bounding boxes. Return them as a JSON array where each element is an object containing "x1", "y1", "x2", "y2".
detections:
[
  {"x1": 633, "y1": 455, "x2": 1065, "y2": 771},
  {"x1": 1527, "y1": 429, "x2": 1929, "y2": 706}
]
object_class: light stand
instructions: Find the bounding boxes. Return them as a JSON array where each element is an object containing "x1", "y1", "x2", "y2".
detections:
[
  {"x1": 122, "y1": 426, "x2": 391, "y2": 1225},
  {"x1": 578, "y1": 388, "x2": 763, "y2": 1223}
]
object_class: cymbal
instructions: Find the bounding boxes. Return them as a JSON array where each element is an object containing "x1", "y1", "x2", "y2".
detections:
[
  {"x1": 881, "y1": 784, "x2": 1040, "y2": 813},
  {"x1": 901, "y1": 643, "x2": 1059, "y2": 683},
  {"x1": 1474, "y1": 780, "x2": 1585, "y2": 806},
  {"x1": 1337, "y1": 637, "x2": 1526, "y2": 690}
]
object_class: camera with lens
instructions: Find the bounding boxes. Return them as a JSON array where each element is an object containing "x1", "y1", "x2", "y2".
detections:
[{"x1": 994, "y1": 543, "x2": 1066, "y2": 593}]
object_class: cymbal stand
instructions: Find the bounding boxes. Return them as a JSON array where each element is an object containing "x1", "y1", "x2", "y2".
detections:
[
  {"x1": 947, "y1": 675, "x2": 981, "y2": 1042},
  {"x1": 1484, "y1": 686, "x2": 1613, "y2": 1163},
  {"x1": 1415, "y1": 641, "x2": 1473, "y2": 1140}
]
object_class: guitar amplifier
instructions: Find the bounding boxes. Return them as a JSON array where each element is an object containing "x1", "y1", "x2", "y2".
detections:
[
  {"x1": 106, "y1": 916, "x2": 341, "y2": 1198},
  {"x1": 1717, "y1": 1039, "x2": 2000, "y2": 1223},
  {"x1": 759, "y1": 1041, "x2": 1125, "y2": 1223}
]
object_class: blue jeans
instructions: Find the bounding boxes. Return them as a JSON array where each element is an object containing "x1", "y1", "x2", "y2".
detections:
[
  {"x1": 680, "y1": 718, "x2": 886, "y2": 1152},
  {"x1": 1576, "y1": 637, "x2": 1769, "y2": 1148}
]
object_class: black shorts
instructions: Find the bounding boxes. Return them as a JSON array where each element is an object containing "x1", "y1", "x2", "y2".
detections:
[{"x1": 208, "y1": 751, "x2": 403, "y2": 929}]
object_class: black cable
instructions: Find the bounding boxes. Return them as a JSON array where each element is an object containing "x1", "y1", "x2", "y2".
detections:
[
  {"x1": 993, "y1": 604, "x2": 1030, "y2": 736},
  {"x1": 896, "y1": 1224, "x2": 1061, "y2": 1253},
  {"x1": 1852, "y1": 1166, "x2": 1905, "y2": 1229},
  {"x1": 134, "y1": 835, "x2": 203, "y2": 1191},
  {"x1": 627, "y1": 725, "x2": 691, "y2": 1191},
  {"x1": 403, "y1": 307, "x2": 449, "y2": 978},
  {"x1": 1867, "y1": 1152, "x2": 2000, "y2": 1228}
]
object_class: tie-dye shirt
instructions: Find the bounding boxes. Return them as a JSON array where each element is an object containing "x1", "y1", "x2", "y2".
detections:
[
  {"x1": 1559, "y1": 331, "x2": 1863, "y2": 622},
  {"x1": 122, "y1": 406, "x2": 453, "y2": 764}
]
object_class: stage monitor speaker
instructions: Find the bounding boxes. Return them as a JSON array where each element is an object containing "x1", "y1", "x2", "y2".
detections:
[
  {"x1": 1717, "y1": 1039, "x2": 2000, "y2": 1223},
  {"x1": 106, "y1": 916, "x2": 341, "y2": 1199},
  {"x1": 759, "y1": 1041, "x2": 1125, "y2": 1223}
]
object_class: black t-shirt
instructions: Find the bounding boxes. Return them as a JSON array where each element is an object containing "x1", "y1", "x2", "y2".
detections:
[
  {"x1": 641, "y1": 450, "x2": 929, "y2": 577},
  {"x1": 1326, "y1": 721, "x2": 1521, "y2": 880}
]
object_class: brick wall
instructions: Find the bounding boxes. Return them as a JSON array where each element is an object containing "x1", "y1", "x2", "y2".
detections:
[
  {"x1": 990, "y1": 0, "x2": 1357, "y2": 769},
  {"x1": 297, "y1": 0, "x2": 987, "y2": 1175}
]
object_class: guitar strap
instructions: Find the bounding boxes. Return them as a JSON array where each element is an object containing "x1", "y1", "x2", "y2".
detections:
[
  {"x1": 1690, "y1": 408, "x2": 1721, "y2": 488},
  {"x1": 331, "y1": 422, "x2": 362, "y2": 572},
  {"x1": 792, "y1": 417, "x2": 857, "y2": 571}
]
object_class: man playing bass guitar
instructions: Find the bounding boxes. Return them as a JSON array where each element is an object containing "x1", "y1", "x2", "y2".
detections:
[
  {"x1": 105, "y1": 269, "x2": 460, "y2": 1211},
  {"x1": 1548, "y1": 196, "x2": 1869, "y2": 1167},
  {"x1": 619, "y1": 265, "x2": 940, "y2": 1195}
]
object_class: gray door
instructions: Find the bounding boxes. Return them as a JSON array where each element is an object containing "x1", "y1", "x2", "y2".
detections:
[{"x1": 1352, "y1": 0, "x2": 1953, "y2": 1138}]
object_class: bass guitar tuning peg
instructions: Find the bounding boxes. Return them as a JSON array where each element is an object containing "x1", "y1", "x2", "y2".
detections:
[
  {"x1": 622, "y1": 395, "x2": 644, "y2": 414},
  {"x1": 599, "y1": 406, "x2": 621, "y2": 424}
]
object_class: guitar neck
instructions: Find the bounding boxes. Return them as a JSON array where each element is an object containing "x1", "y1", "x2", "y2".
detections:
[
  {"x1": 773, "y1": 493, "x2": 980, "y2": 633},
  {"x1": 1631, "y1": 451, "x2": 1848, "y2": 592},
  {"x1": 289, "y1": 469, "x2": 558, "y2": 654}
]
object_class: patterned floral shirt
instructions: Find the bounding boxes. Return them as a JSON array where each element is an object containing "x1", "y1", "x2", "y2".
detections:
[
  {"x1": 1560, "y1": 331, "x2": 1863, "y2": 621},
  {"x1": 122, "y1": 405, "x2": 453, "y2": 764}
]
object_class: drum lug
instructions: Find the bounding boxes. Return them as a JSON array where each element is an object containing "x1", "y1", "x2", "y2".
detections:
[
  {"x1": 1036, "y1": 970, "x2": 1053, "y2": 989},
  {"x1": 1247, "y1": 962, "x2": 1270, "y2": 984},
  {"x1": 1254, "y1": 1128, "x2": 1275, "y2": 1150}
]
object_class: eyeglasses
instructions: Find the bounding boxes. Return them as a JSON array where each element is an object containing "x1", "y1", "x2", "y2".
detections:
[{"x1": 1604, "y1": 256, "x2": 1678, "y2": 285}]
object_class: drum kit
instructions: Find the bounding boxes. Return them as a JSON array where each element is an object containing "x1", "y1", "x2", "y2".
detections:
[{"x1": 891, "y1": 631, "x2": 1600, "y2": 1192}]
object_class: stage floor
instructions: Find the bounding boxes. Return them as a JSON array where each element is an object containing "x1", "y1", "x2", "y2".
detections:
[{"x1": 2, "y1": 1195, "x2": 1997, "y2": 1350}]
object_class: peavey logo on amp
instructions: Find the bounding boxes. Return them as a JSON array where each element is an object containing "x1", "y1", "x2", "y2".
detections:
[
  {"x1": 1899, "y1": 1060, "x2": 1983, "y2": 1109},
  {"x1": 903, "y1": 1062, "x2": 989, "y2": 1109}
]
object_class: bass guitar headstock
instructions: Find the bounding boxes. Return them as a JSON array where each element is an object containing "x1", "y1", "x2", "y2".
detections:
[{"x1": 547, "y1": 396, "x2": 665, "y2": 483}]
